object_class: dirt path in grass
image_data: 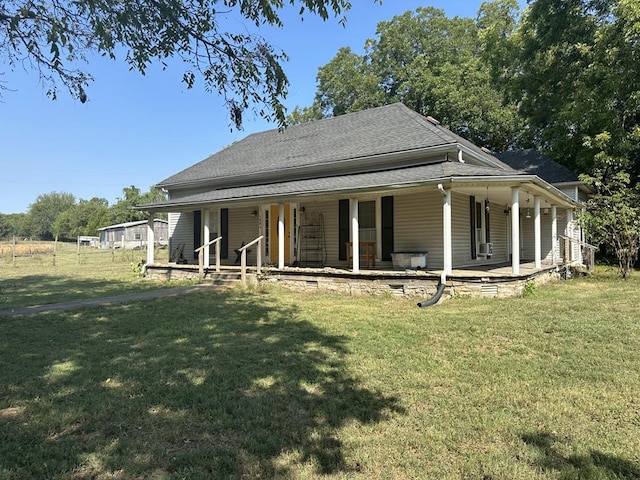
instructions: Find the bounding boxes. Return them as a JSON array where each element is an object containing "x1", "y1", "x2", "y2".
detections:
[{"x1": 0, "y1": 285, "x2": 217, "y2": 317}]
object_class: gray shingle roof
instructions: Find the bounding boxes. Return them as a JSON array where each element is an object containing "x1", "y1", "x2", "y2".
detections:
[
  {"x1": 158, "y1": 103, "x2": 514, "y2": 188},
  {"x1": 150, "y1": 161, "x2": 522, "y2": 209},
  {"x1": 494, "y1": 149, "x2": 580, "y2": 184}
]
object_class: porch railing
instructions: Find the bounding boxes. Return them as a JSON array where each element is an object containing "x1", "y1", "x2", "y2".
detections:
[
  {"x1": 237, "y1": 236, "x2": 264, "y2": 285},
  {"x1": 559, "y1": 234, "x2": 597, "y2": 271},
  {"x1": 194, "y1": 236, "x2": 223, "y2": 281}
]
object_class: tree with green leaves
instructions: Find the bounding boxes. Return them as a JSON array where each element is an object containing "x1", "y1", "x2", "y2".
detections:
[
  {"x1": 507, "y1": 0, "x2": 640, "y2": 177},
  {"x1": 52, "y1": 197, "x2": 112, "y2": 240},
  {"x1": 27, "y1": 191, "x2": 76, "y2": 240},
  {"x1": 1, "y1": 0, "x2": 358, "y2": 129},
  {"x1": 111, "y1": 186, "x2": 167, "y2": 224},
  {"x1": 295, "y1": 4, "x2": 523, "y2": 151},
  {"x1": 578, "y1": 133, "x2": 640, "y2": 278},
  {"x1": 0, "y1": 213, "x2": 31, "y2": 239}
]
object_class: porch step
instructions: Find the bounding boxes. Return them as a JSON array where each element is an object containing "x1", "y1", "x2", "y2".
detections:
[{"x1": 202, "y1": 271, "x2": 243, "y2": 287}]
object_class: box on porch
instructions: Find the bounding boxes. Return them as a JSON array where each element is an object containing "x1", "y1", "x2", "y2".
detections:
[{"x1": 391, "y1": 252, "x2": 428, "y2": 270}]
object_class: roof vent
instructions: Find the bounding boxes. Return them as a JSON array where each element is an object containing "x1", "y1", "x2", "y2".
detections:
[
  {"x1": 481, "y1": 147, "x2": 493, "y2": 154},
  {"x1": 426, "y1": 116, "x2": 440, "y2": 125}
]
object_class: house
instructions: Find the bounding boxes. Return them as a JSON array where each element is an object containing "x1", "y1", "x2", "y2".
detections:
[
  {"x1": 139, "y1": 103, "x2": 586, "y2": 296},
  {"x1": 98, "y1": 219, "x2": 168, "y2": 250}
]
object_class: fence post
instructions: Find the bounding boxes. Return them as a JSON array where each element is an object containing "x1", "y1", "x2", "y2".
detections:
[
  {"x1": 53, "y1": 236, "x2": 57, "y2": 266},
  {"x1": 77, "y1": 236, "x2": 80, "y2": 265},
  {"x1": 12, "y1": 235, "x2": 16, "y2": 267}
]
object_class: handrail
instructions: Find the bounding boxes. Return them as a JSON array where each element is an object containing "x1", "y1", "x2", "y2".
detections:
[
  {"x1": 559, "y1": 234, "x2": 597, "y2": 250},
  {"x1": 238, "y1": 235, "x2": 264, "y2": 285},
  {"x1": 559, "y1": 234, "x2": 597, "y2": 270},
  {"x1": 194, "y1": 236, "x2": 222, "y2": 253},
  {"x1": 195, "y1": 236, "x2": 222, "y2": 280}
]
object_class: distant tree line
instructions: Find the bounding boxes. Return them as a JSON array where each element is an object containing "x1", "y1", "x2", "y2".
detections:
[{"x1": 0, "y1": 186, "x2": 167, "y2": 241}]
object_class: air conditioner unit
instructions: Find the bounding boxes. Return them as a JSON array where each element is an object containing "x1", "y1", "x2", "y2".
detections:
[{"x1": 479, "y1": 242, "x2": 493, "y2": 257}]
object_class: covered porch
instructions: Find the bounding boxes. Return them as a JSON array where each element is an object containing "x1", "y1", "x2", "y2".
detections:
[{"x1": 141, "y1": 179, "x2": 584, "y2": 282}]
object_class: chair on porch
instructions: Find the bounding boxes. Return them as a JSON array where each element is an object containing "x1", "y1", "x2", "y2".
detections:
[{"x1": 171, "y1": 244, "x2": 188, "y2": 264}]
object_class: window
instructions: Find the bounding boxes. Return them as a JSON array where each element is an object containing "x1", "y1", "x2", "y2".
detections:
[
  {"x1": 358, "y1": 200, "x2": 376, "y2": 242},
  {"x1": 134, "y1": 233, "x2": 142, "y2": 241}
]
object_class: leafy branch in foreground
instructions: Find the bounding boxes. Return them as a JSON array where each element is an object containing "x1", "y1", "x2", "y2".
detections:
[{"x1": 0, "y1": 0, "x2": 356, "y2": 129}]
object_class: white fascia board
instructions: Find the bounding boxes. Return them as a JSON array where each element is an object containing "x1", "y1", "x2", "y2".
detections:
[{"x1": 456, "y1": 144, "x2": 509, "y2": 170}]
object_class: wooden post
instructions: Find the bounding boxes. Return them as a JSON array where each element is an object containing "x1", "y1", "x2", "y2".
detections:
[
  {"x1": 198, "y1": 248, "x2": 204, "y2": 282},
  {"x1": 241, "y1": 249, "x2": 247, "y2": 285},
  {"x1": 53, "y1": 236, "x2": 57, "y2": 266},
  {"x1": 77, "y1": 236, "x2": 80, "y2": 265},
  {"x1": 256, "y1": 237, "x2": 262, "y2": 274},
  {"x1": 12, "y1": 235, "x2": 16, "y2": 267}
]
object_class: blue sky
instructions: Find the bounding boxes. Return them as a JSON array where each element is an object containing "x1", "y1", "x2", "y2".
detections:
[{"x1": 1, "y1": 1, "x2": 509, "y2": 214}]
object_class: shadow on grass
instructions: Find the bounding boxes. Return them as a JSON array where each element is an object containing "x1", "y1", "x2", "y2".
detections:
[
  {"x1": 0, "y1": 289, "x2": 403, "y2": 479},
  {"x1": 0, "y1": 274, "x2": 170, "y2": 309},
  {"x1": 522, "y1": 431, "x2": 640, "y2": 480}
]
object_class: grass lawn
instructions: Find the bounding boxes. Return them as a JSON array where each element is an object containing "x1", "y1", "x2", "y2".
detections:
[
  {"x1": 1, "y1": 265, "x2": 639, "y2": 479},
  {"x1": 0, "y1": 241, "x2": 191, "y2": 309}
]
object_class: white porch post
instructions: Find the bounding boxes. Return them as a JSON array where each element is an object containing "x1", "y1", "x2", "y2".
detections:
[
  {"x1": 511, "y1": 187, "x2": 520, "y2": 275},
  {"x1": 146, "y1": 214, "x2": 155, "y2": 265},
  {"x1": 278, "y1": 204, "x2": 285, "y2": 269},
  {"x1": 534, "y1": 196, "x2": 541, "y2": 269},
  {"x1": 566, "y1": 209, "x2": 574, "y2": 263},
  {"x1": 203, "y1": 209, "x2": 210, "y2": 269},
  {"x1": 551, "y1": 205, "x2": 558, "y2": 265},
  {"x1": 351, "y1": 198, "x2": 360, "y2": 272},
  {"x1": 442, "y1": 187, "x2": 452, "y2": 275}
]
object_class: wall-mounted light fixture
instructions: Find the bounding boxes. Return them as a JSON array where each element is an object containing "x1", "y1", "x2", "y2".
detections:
[
  {"x1": 251, "y1": 210, "x2": 258, "y2": 218},
  {"x1": 504, "y1": 204, "x2": 511, "y2": 215}
]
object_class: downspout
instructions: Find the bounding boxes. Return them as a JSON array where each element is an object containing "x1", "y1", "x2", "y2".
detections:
[
  {"x1": 418, "y1": 183, "x2": 449, "y2": 307},
  {"x1": 417, "y1": 271, "x2": 447, "y2": 308}
]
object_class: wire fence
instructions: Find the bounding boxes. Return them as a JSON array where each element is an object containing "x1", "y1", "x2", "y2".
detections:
[{"x1": 0, "y1": 237, "x2": 168, "y2": 267}]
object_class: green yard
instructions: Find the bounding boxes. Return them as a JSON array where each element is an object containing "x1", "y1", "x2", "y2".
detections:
[{"x1": 1, "y1": 249, "x2": 639, "y2": 479}]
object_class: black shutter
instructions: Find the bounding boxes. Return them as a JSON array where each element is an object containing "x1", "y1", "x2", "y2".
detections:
[
  {"x1": 338, "y1": 199, "x2": 350, "y2": 261},
  {"x1": 381, "y1": 196, "x2": 394, "y2": 261},
  {"x1": 485, "y1": 199, "x2": 491, "y2": 243},
  {"x1": 470, "y1": 196, "x2": 477, "y2": 260},
  {"x1": 193, "y1": 210, "x2": 201, "y2": 260},
  {"x1": 220, "y1": 208, "x2": 229, "y2": 259}
]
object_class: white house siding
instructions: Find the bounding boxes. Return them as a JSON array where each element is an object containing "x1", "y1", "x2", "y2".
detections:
[
  {"x1": 451, "y1": 191, "x2": 473, "y2": 267},
  {"x1": 394, "y1": 190, "x2": 443, "y2": 269},
  {"x1": 228, "y1": 206, "x2": 261, "y2": 265},
  {"x1": 519, "y1": 214, "x2": 555, "y2": 263},
  {"x1": 297, "y1": 199, "x2": 339, "y2": 265},
  {"x1": 559, "y1": 186, "x2": 580, "y2": 202},
  {"x1": 169, "y1": 212, "x2": 194, "y2": 261},
  {"x1": 490, "y1": 205, "x2": 510, "y2": 263}
]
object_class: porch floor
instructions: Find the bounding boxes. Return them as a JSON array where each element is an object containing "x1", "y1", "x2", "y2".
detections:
[{"x1": 148, "y1": 260, "x2": 559, "y2": 281}]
